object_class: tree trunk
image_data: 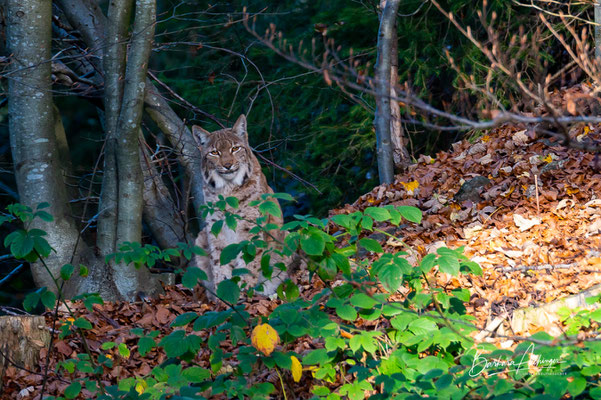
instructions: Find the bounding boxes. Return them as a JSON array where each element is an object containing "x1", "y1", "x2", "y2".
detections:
[
  {"x1": 7, "y1": 0, "x2": 81, "y2": 291},
  {"x1": 99, "y1": 0, "x2": 162, "y2": 300},
  {"x1": 386, "y1": 3, "x2": 411, "y2": 170},
  {"x1": 374, "y1": 0, "x2": 401, "y2": 184},
  {"x1": 0, "y1": 316, "x2": 50, "y2": 375},
  {"x1": 57, "y1": 0, "x2": 205, "y2": 224},
  {"x1": 594, "y1": 0, "x2": 601, "y2": 62},
  {"x1": 140, "y1": 137, "x2": 190, "y2": 251}
]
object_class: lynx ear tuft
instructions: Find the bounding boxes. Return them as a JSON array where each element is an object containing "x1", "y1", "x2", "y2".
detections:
[
  {"x1": 192, "y1": 125, "x2": 211, "y2": 146},
  {"x1": 231, "y1": 114, "x2": 248, "y2": 141}
]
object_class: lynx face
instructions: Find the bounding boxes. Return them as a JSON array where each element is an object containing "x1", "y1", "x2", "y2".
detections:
[{"x1": 193, "y1": 115, "x2": 252, "y2": 190}]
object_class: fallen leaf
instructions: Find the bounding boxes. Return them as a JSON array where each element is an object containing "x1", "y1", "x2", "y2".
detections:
[
  {"x1": 290, "y1": 355, "x2": 302, "y2": 382},
  {"x1": 513, "y1": 214, "x2": 541, "y2": 231},
  {"x1": 251, "y1": 323, "x2": 280, "y2": 356}
]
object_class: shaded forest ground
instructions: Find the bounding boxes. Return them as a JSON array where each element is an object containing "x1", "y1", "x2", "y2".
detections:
[{"x1": 4, "y1": 85, "x2": 601, "y2": 398}]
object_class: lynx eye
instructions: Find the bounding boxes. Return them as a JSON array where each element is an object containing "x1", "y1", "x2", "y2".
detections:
[
  {"x1": 231, "y1": 146, "x2": 241, "y2": 152},
  {"x1": 209, "y1": 150, "x2": 220, "y2": 156}
]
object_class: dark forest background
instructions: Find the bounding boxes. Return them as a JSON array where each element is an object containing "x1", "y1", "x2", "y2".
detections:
[{"x1": 0, "y1": 0, "x2": 589, "y2": 305}]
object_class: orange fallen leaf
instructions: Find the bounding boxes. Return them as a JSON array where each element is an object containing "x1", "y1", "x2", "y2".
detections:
[{"x1": 340, "y1": 329, "x2": 354, "y2": 339}]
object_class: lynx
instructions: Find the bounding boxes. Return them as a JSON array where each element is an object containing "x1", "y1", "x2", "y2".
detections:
[{"x1": 192, "y1": 114, "x2": 290, "y2": 297}]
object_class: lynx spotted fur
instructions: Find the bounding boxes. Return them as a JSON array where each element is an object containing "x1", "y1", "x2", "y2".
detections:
[{"x1": 192, "y1": 115, "x2": 289, "y2": 296}]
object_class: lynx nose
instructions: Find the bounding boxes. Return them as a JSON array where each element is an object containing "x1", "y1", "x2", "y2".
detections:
[{"x1": 223, "y1": 162, "x2": 233, "y2": 170}]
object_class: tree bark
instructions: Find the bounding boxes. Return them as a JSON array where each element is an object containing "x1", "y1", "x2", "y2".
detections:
[
  {"x1": 144, "y1": 84, "x2": 205, "y2": 213},
  {"x1": 7, "y1": 0, "x2": 80, "y2": 291},
  {"x1": 374, "y1": 0, "x2": 401, "y2": 184},
  {"x1": 140, "y1": 141, "x2": 189, "y2": 250},
  {"x1": 593, "y1": 0, "x2": 601, "y2": 62},
  {"x1": 385, "y1": 3, "x2": 411, "y2": 170},
  {"x1": 98, "y1": 0, "x2": 162, "y2": 300},
  {"x1": 0, "y1": 316, "x2": 50, "y2": 375},
  {"x1": 98, "y1": 0, "x2": 132, "y2": 260},
  {"x1": 56, "y1": 0, "x2": 205, "y2": 218}
]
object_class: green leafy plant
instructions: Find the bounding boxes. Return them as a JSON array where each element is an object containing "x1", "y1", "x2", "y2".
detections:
[{"x1": 4, "y1": 199, "x2": 601, "y2": 399}]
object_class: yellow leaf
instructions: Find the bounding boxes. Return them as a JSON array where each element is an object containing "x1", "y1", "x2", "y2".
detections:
[
  {"x1": 290, "y1": 355, "x2": 302, "y2": 382},
  {"x1": 566, "y1": 185, "x2": 579, "y2": 195},
  {"x1": 401, "y1": 180, "x2": 419, "y2": 195},
  {"x1": 481, "y1": 135, "x2": 490, "y2": 143},
  {"x1": 542, "y1": 154, "x2": 553, "y2": 164},
  {"x1": 251, "y1": 323, "x2": 280, "y2": 356},
  {"x1": 584, "y1": 125, "x2": 591, "y2": 135},
  {"x1": 135, "y1": 380, "x2": 147, "y2": 395}
]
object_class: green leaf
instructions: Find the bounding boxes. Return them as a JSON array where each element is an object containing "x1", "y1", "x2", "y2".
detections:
[
  {"x1": 193, "y1": 311, "x2": 231, "y2": 330},
  {"x1": 420, "y1": 253, "x2": 436, "y2": 273},
  {"x1": 435, "y1": 374, "x2": 453, "y2": 390},
  {"x1": 220, "y1": 243, "x2": 242, "y2": 265},
  {"x1": 269, "y1": 192, "x2": 294, "y2": 201},
  {"x1": 397, "y1": 206, "x2": 422, "y2": 223},
  {"x1": 364, "y1": 207, "x2": 391, "y2": 222},
  {"x1": 78, "y1": 264, "x2": 89, "y2": 277},
  {"x1": 331, "y1": 252, "x2": 351, "y2": 275},
  {"x1": 101, "y1": 342, "x2": 116, "y2": 350},
  {"x1": 60, "y1": 264, "x2": 75, "y2": 281},
  {"x1": 217, "y1": 280, "x2": 240, "y2": 304},
  {"x1": 567, "y1": 376, "x2": 587, "y2": 397},
  {"x1": 349, "y1": 331, "x2": 379, "y2": 354},
  {"x1": 13, "y1": 235, "x2": 34, "y2": 259},
  {"x1": 335, "y1": 304, "x2": 357, "y2": 321},
  {"x1": 36, "y1": 202, "x2": 50, "y2": 209},
  {"x1": 182, "y1": 267, "x2": 208, "y2": 288},
  {"x1": 350, "y1": 293, "x2": 378, "y2": 308},
  {"x1": 64, "y1": 381, "x2": 82, "y2": 399},
  {"x1": 159, "y1": 330, "x2": 188, "y2": 357},
  {"x1": 182, "y1": 366, "x2": 211, "y2": 383},
  {"x1": 340, "y1": 380, "x2": 372, "y2": 400},
  {"x1": 225, "y1": 214, "x2": 238, "y2": 231},
  {"x1": 438, "y1": 255, "x2": 460, "y2": 276},
  {"x1": 277, "y1": 280, "x2": 300, "y2": 301},
  {"x1": 40, "y1": 289, "x2": 56, "y2": 309},
  {"x1": 303, "y1": 348, "x2": 330, "y2": 365},
  {"x1": 137, "y1": 336, "x2": 156, "y2": 356},
  {"x1": 301, "y1": 232, "x2": 325, "y2": 256},
  {"x1": 312, "y1": 386, "x2": 331, "y2": 396},
  {"x1": 259, "y1": 200, "x2": 282, "y2": 218},
  {"x1": 73, "y1": 317, "x2": 93, "y2": 330},
  {"x1": 171, "y1": 312, "x2": 198, "y2": 327},
  {"x1": 358, "y1": 238, "x2": 383, "y2": 253},
  {"x1": 361, "y1": 215, "x2": 373, "y2": 230},
  {"x1": 35, "y1": 210, "x2": 53, "y2": 222},
  {"x1": 331, "y1": 214, "x2": 352, "y2": 229},
  {"x1": 4, "y1": 230, "x2": 23, "y2": 247},
  {"x1": 23, "y1": 291, "x2": 40, "y2": 312},
  {"x1": 377, "y1": 263, "x2": 403, "y2": 293},
  {"x1": 118, "y1": 343, "x2": 130, "y2": 358},
  {"x1": 408, "y1": 318, "x2": 437, "y2": 335},
  {"x1": 225, "y1": 197, "x2": 239, "y2": 209},
  {"x1": 211, "y1": 220, "x2": 224, "y2": 237}
]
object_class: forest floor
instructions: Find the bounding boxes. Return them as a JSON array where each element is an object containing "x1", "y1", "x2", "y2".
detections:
[{"x1": 4, "y1": 84, "x2": 601, "y2": 398}]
